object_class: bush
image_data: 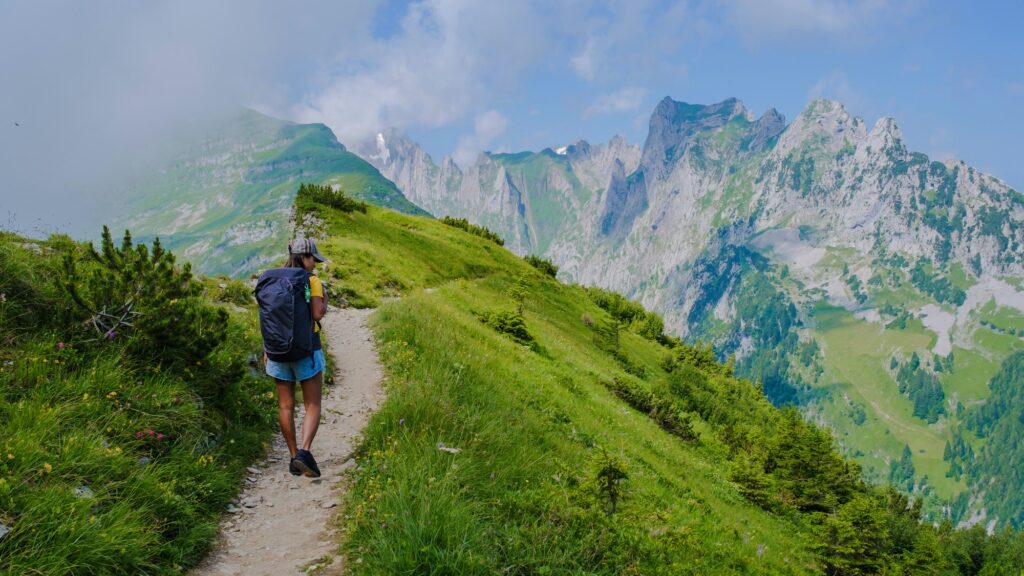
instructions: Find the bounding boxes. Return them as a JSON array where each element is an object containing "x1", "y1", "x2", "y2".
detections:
[
  {"x1": 62, "y1": 227, "x2": 228, "y2": 371},
  {"x1": 603, "y1": 377, "x2": 695, "y2": 442},
  {"x1": 524, "y1": 255, "x2": 558, "y2": 278},
  {"x1": 441, "y1": 217, "x2": 504, "y2": 246},
  {"x1": 296, "y1": 182, "x2": 368, "y2": 213},
  {"x1": 0, "y1": 231, "x2": 274, "y2": 574}
]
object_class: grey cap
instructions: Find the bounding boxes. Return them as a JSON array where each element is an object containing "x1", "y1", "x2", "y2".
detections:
[{"x1": 289, "y1": 238, "x2": 328, "y2": 263}]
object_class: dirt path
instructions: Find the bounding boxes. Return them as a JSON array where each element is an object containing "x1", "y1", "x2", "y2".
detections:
[{"x1": 193, "y1": 307, "x2": 384, "y2": 576}]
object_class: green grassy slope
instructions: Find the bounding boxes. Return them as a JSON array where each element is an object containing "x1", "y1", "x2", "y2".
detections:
[
  {"x1": 305, "y1": 201, "x2": 1024, "y2": 574},
  {"x1": 113, "y1": 109, "x2": 426, "y2": 278},
  {"x1": 0, "y1": 231, "x2": 274, "y2": 575}
]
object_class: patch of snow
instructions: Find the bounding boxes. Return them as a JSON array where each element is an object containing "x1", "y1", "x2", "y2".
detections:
[
  {"x1": 554, "y1": 146, "x2": 568, "y2": 155},
  {"x1": 918, "y1": 304, "x2": 955, "y2": 356}
]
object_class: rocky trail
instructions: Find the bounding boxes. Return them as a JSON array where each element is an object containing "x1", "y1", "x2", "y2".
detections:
[{"x1": 193, "y1": 307, "x2": 384, "y2": 576}]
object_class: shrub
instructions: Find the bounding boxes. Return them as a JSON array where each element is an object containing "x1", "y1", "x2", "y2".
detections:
[
  {"x1": 479, "y1": 309, "x2": 537, "y2": 349},
  {"x1": 594, "y1": 450, "x2": 628, "y2": 515},
  {"x1": 441, "y1": 216, "x2": 504, "y2": 246},
  {"x1": 296, "y1": 182, "x2": 368, "y2": 213},
  {"x1": 524, "y1": 255, "x2": 558, "y2": 278},
  {"x1": 62, "y1": 227, "x2": 228, "y2": 371}
]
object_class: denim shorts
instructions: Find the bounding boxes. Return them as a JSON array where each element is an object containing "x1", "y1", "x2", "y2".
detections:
[{"x1": 266, "y1": 349, "x2": 325, "y2": 382}]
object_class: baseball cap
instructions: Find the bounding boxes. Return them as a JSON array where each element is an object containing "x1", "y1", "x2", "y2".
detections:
[{"x1": 289, "y1": 238, "x2": 328, "y2": 263}]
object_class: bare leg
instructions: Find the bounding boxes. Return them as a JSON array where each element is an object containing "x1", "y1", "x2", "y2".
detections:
[
  {"x1": 299, "y1": 371, "x2": 323, "y2": 451},
  {"x1": 275, "y1": 380, "x2": 298, "y2": 457}
]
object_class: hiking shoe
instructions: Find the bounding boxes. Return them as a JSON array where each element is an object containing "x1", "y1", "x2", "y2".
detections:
[
  {"x1": 288, "y1": 457, "x2": 302, "y2": 476},
  {"x1": 294, "y1": 449, "x2": 321, "y2": 478}
]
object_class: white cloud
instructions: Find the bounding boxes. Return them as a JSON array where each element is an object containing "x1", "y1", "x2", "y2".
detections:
[
  {"x1": 584, "y1": 87, "x2": 649, "y2": 118},
  {"x1": 294, "y1": 1, "x2": 553, "y2": 150},
  {"x1": 452, "y1": 110, "x2": 508, "y2": 168},
  {"x1": 570, "y1": 39, "x2": 599, "y2": 82},
  {"x1": 0, "y1": 0, "x2": 377, "y2": 234},
  {"x1": 722, "y1": 0, "x2": 916, "y2": 44},
  {"x1": 808, "y1": 70, "x2": 865, "y2": 111}
]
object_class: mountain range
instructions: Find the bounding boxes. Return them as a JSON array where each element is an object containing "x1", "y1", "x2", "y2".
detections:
[
  {"x1": 112, "y1": 97, "x2": 1024, "y2": 529},
  {"x1": 356, "y1": 97, "x2": 1024, "y2": 528}
]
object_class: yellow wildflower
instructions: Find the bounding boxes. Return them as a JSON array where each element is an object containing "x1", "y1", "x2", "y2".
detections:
[
  {"x1": 82, "y1": 393, "x2": 90, "y2": 401},
  {"x1": 43, "y1": 463, "x2": 52, "y2": 473}
]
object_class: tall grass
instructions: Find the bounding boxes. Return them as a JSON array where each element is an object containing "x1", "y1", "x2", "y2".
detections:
[{"x1": 0, "y1": 232, "x2": 276, "y2": 575}]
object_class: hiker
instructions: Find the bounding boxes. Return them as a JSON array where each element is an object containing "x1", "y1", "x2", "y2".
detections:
[{"x1": 255, "y1": 238, "x2": 329, "y2": 478}]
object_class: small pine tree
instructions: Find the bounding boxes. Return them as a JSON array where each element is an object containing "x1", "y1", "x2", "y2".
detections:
[
  {"x1": 63, "y1": 226, "x2": 227, "y2": 369},
  {"x1": 594, "y1": 449, "x2": 628, "y2": 515}
]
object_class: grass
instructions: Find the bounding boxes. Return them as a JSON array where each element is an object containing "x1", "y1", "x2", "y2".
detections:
[
  {"x1": 307, "y1": 206, "x2": 833, "y2": 574},
  {"x1": 810, "y1": 302, "x2": 963, "y2": 500},
  {"x1": 113, "y1": 109, "x2": 426, "y2": 278},
  {"x1": 0, "y1": 232, "x2": 276, "y2": 575}
]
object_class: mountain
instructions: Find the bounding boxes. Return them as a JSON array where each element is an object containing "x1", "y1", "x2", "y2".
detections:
[
  {"x1": 354, "y1": 97, "x2": 1024, "y2": 528},
  {"x1": 111, "y1": 109, "x2": 427, "y2": 277},
  {"x1": 291, "y1": 195, "x2": 1024, "y2": 574},
  {"x1": 355, "y1": 127, "x2": 641, "y2": 257}
]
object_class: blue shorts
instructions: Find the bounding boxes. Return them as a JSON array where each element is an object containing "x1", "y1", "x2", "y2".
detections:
[{"x1": 266, "y1": 349, "x2": 325, "y2": 382}]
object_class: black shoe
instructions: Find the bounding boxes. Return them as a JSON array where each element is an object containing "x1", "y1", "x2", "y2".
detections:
[
  {"x1": 288, "y1": 457, "x2": 302, "y2": 476},
  {"x1": 294, "y1": 449, "x2": 321, "y2": 478}
]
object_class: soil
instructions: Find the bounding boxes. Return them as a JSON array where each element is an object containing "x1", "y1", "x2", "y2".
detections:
[{"x1": 192, "y1": 307, "x2": 384, "y2": 575}]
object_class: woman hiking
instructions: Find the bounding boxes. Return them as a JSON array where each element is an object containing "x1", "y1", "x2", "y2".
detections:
[{"x1": 256, "y1": 238, "x2": 329, "y2": 478}]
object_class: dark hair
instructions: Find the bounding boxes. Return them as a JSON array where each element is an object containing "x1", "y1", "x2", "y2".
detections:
[{"x1": 285, "y1": 253, "x2": 310, "y2": 268}]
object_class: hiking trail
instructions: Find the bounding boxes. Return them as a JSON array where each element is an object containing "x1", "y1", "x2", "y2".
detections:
[{"x1": 193, "y1": 307, "x2": 384, "y2": 576}]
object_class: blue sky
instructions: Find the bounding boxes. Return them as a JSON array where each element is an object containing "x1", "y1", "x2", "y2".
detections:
[
  {"x1": 334, "y1": 0, "x2": 1022, "y2": 186},
  {"x1": 2, "y1": 1, "x2": 1022, "y2": 231}
]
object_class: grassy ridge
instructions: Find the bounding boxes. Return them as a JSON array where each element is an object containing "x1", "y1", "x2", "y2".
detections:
[
  {"x1": 308, "y1": 203, "x2": 1024, "y2": 574},
  {"x1": 311, "y1": 208, "x2": 814, "y2": 573},
  {"x1": 0, "y1": 231, "x2": 274, "y2": 574}
]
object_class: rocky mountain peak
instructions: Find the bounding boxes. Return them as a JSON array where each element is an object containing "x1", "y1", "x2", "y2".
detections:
[
  {"x1": 867, "y1": 116, "x2": 904, "y2": 152},
  {"x1": 746, "y1": 108, "x2": 787, "y2": 152},
  {"x1": 642, "y1": 97, "x2": 751, "y2": 179}
]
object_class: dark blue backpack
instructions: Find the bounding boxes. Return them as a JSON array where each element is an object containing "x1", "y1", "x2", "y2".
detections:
[{"x1": 255, "y1": 268, "x2": 314, "y2": 362}]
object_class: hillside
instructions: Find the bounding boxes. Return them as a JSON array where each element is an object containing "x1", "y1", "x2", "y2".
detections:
[
  {"x1": 297, "y1": 192, "x2": 1024, "y2": 574},
  {"x1": 110, "y1": 109, "x2": 427, "y2": 278},
  {"x1": 357, "y1": 98, "x2": 1024, "y2": 528},
  {"x1": 0, "y1": 229, "x2": 274, "y2": 574}
]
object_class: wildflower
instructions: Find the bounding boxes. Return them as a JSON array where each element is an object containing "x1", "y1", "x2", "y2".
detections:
[
  {"x1": 156, "y1": 433, "x2": 164, "y2": 441},
  {"x1": 0, "y1": 292, "x2": 5, "y2": 302},
  {"x1": 105, "y1": 330, "x2": 116, "y2": 340},
  {"x1": 135, "y1": 432, "x2": 143, "y2": 439},
  {"x1": 6, "y1": 453, "x2": 12, "y2": 460},
  {"x1": 43, "y1": 463, "x2": 52, "y2": 474},
  {"x1": 82, "y1": 393, "x2": 90, "y2": 401},
  {"x1": 57, "y1": 342, "x2": 65, "y2": 351},
  {"x1": 106, "y1": 391, "x2": 117, "y2": 399}
]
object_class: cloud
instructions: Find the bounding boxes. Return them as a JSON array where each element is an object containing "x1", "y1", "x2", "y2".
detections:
[
  {"x1": 294, "y1": 1, "x2": 554, "y2": 148},
  {"x1": 0, "y1": 1, "x2": 378, "y2": 235},
  {"x1": 452, "y1": 110, "x2": 508, "y2": 168},
  {"x1": 808, "y1": 70, "x2": 866, "y2": 111},
  {"x1": 722, "y1": 0, "x2": 916, "y2": 44},
  {"x1": 584, "y1": 87, "x2": 649, "y2": 118},
  {"x1": 565, "y1": 1, "x2": 699, "y2": 85},
  {"x1": 570, "y1": 39, "x2": 599, "y2": 82}
]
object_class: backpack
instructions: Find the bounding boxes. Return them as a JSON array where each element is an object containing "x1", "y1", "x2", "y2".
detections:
[{"x1": 254, "y1": 268, "x2": 314, "y2": 362}]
